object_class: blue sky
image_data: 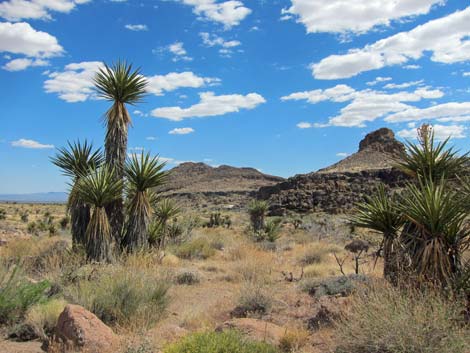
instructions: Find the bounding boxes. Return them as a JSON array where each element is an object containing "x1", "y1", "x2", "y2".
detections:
[{"x1": 1, "y1": 0, "x2": 470, "y2": 193}]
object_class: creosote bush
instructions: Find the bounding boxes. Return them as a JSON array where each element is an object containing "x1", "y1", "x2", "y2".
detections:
[
  {"x1": 163, "y1": 331, "x2": 279, "y2": 353},
  {"x1": 335, "y1": 282, "x2": 470, "y2": 353},
  {"x1": 233, "y1": 283, "x2": 272, "y2": 318},
  {"x1": 68, "y1": 267, "x2": 168, "y2": 329},
  {"x1": 174, "y1": 238, "x2": 216, "y2": 260}
]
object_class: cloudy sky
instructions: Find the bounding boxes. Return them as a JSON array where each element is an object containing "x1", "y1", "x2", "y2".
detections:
[{"x1": 1, "y1": 0, "x2": 470, "y2": 193}]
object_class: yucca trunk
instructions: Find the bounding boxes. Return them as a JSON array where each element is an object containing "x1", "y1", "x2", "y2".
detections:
[
  {"x1": 123, "y1": 191, "x2": 151, "y2": 252},
  {"x1": 71, "y1": 202, "x2": 90, "y2": 247},
  {"x1": 105, "y1": 102, "x2": 129, "y2": 245},
  {"x1": 250, "y1": 212, "x2": 265, "y2": 232},
  {"x1": 86, "y1": 207, "x2": 113, "y2": 263},
  {"x1": 383, "y1": 235, "x2": 401, "y2": 285}
]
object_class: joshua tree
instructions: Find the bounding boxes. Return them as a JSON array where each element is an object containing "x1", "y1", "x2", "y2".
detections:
[
  {"x1": 122, "y1": 153, "x2": 167, "y2": 252},
  {"x1": 353, "y1": 184, "x2": 403, "y2": 283},
  {"x1": 94, "y1": 60, "x2": 148, "y2": 244},
  {"x1": 153, "y1": 198, "x2": 180, "y2": 249},
  {"x1": 51, "y1": 140, "x2": 103, "y2": 247},
  {"x1": 76, "y1": 167, "x2": 122, "y2": 263},
  {"x1": 247, "y1": 200, "x2": 269, "y2": 232}
]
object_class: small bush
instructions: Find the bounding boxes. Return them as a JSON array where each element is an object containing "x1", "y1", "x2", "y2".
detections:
[
  {"x1": 0, "y1": 265, "x2": 50, "y2": 324},
  {"x1": 174, "y1": 238, "x2": 216, "y2": 260},
  {"x1": 175, "y1": 271, "x2": 200, "y2": 285},
  {"x1": 20, "y1": 212, "x2": 29, "y2": 223},
  {"x1": 59, "y1": 216, "x2": 70, "y2": 230},
  {"x1": 232, "y1": 284, "x2": 272, "y2": 318},
  {"x1": 25, "y1": 298, "x2": 67, "y2": 340},
  {"x1": 68, "y1": 267, "x2": 169, "y2": 329},
  {"x1": 163, "y1": 331, "x2": 279, "y2": 353},
  {"x1": 300, "y1": 275, "x2": 367, "y2": 298},
  {"x1": 0, "y1": 208, "x2": 6, "y2": 220},
  {"x1": 335, "y1": 282, "x2": 470, "y2": 353}
]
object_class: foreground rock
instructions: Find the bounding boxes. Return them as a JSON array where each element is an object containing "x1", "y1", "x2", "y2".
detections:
[
  {"x1": 258, "y1": 128, "x2": 409, "y2": 214},
  {"x1": 50, "y1": 305, "x2": 118, "y2": 353},
  {"x1": 216, "y1": 318, "x2": 285, "y2": 346}
]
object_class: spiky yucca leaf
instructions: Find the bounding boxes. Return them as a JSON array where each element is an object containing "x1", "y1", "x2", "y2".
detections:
[
  {"x1": 51, "y1": 141, "x2": 103, "y2": 246},
  {"x1": 122, "y1": 153, "x2": 168, "y2": 252},
  {"x1": 396, "y1": 127, "x2": 468, "y2": 181},
  {"x1": 153, "y1": 199, "x2": 181, "y2": 249},
  {"x1": 247, "y1": 200, "x2": 269, "y2": 232}
]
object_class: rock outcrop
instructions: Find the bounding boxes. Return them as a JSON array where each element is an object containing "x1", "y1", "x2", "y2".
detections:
[
  {"x1": 51, "y1": 305, "x2": 119, "y2": 353},
  {"x1": 258, "y1": 128, "x2": 409, "y2": 214},
  {"x1": 159, "y1": 162, "x2": 284, "y2": 209}
]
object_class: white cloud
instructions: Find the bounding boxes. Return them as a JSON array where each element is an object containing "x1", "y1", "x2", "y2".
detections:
[
  {"x1": 11, "y1": 138, "x2": 54, "y2": 149},
  {"x1": 151, "y1": 91, "x2": 266, "y2": 121},
  {"x1": 282, "y1": 0, "x2": 442, "y2": 35},
  {"x1": 403, "y1": 64, "x2": 421, "y2": 69},
  {"x1": 384, "y1": 80, "x2": 424, "y2": 89},
  {"x1": 397, "y1": 124, "x2": 466, "y2": 140},
  {"x1": 336, "y1": 152, "x2": 350, "y2": 157},
  {"x1": 282, "y1": 84, "x2": 444, "y2": 127},
  {"x1": 0, "y1": 22, "x2": 63, "y2": 58},
  {"x1": 181, "y1": 0, "x2": 251, "y2": 28},
  {"x1": 297, "y1": 122, "x2": 313, "y2": 129},
  {"x1": 385, "y1": 102, "x2": 470, "y2": 123},
  {"x1": 2, "y1": 57, "x2": 48, "y2": 71},
  {"x1": 200, "y1": 32, "x2": 241, "y2": 57},
  {"x1": 312, "y1": 7, "x2": 470, "y2": 79},
  {"x1": 146, "y1": 136, "x2": 157, "y2": 141},
  {"x1": 463, "y1": 72, "x2": 470, "y2": 77},
  {"x1": 125, "y1": 24, "x2": 148, "y2": 31},
  {"x1": 0, "y1": 0, "x2": 91, "y2": 21},
  {"x1": 169, "y1": 127, "x2": 195, "y2": 135},
  {"x1": 167, "y1": 41, "x2": 192, "y2": 62},
  {"x1": 147, "y1": 71, "x2": 220, "y2": 96},
  {"x1": 366, "y1": 76, "x2": 392, "y2": 86}
]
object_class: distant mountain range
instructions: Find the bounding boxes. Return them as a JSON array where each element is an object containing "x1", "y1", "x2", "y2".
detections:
[{"x1": 0, "y1": 192, "x2": 68, "y2": 203}]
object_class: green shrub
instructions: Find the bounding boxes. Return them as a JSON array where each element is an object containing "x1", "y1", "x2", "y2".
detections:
[
  {"x1": 335, "y1": 282, "x2": 470, "y2": 353},
  {"x1": 68, "y1": 267, "x2": 168, "y2": 328},
  {"x1": 174, "y1": 238, "x2": 216, "y2": 260},
  {"x1": 0, "y1": 265, "x2": 50, "y2": 324},
  {"x1": 163, "y1": 331, "x2": 279, "y2": 353},
  {"x1": 175, "y1": 271, "x2": 200, "y2": 285},
  {"x1": 300, "y1": 275, "x2": 367, "y2": 298},
  {"x1": 25, "y1": 298, "x2": 67, "y2": 340},
  {"x1": 59, "y1": 216, "x2": 70, "y2": 230},
  {"x1": 20, "y1": 212, "x2": 29, "y2": 223},
  {"x1": 0, "y1": 208, "x2": 6, "y2": 220},
  {"x1": 232, "y1": 284, "x2": 272, "y2": 318}
]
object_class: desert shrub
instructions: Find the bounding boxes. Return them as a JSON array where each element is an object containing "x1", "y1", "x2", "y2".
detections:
[
  {"x1": 163, "y1": 331, "x2": 279, "y2": 353},
  {"x1": 20, "y1": 212, "x2": 29, "y2": 223},
  {"x1": 278, "y1": 329, "x2": 309, "y2": 353},
  {"x1": 232, "y1": 283, "x2": 272, "y2": 318},
  {"x1": 0, "y1": 265, "x2": 50, "y2": 324},
  {"x1": 27, "y1": 222, "x2": 38, "y2": 235},
  {"x1": 68, "y1": 267, "x2": 168, "y2": 328},
  {"x1": 300, "y1": 275, "x2": 367, "y2": 298},
  {"x1": 48, "y1": 224, "x2": 57, "y2": 236},
  {"x1": 59, "y1": 216, "x2": 70, "y2": 230},
  {"x1": 0, "y1": 208, "x2": 6, "y2": 220},
  {"x1": 25, "y1": 298, "x2": 67, "y2": 340},
  {"x1": 335, "y1": 282, "x2": 470, "y2": 353},
  {"x1": 174, "y1": 238, "x2": 216, "y2": 260},
  {"x1": 175, "y1": 271, "x2": 200, "y2": 285}
]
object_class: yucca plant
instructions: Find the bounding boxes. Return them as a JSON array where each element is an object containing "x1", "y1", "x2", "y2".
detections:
[
  {"x1": 153, "y1": 198, "x2": 181, "y2": 249},
  {"x1": 400, "y1": 177, "x2": 469, "y2": 284},
  {"x1": 51, "y1": 140, "x2": 103, "y2": 246},
  {"x1": 94, "y1": 60, "x2": 148, "y2": 244},
  {"x1": 352, "y1": 184, "x2": 404, "y2": 282},
  {"x1": 122, "y1": 153, "x2": 167, "y2": 252},
  {"x1": 76, "y1": 167, "x2": 122, "y2": 263},
  {"x1": 248, "y1": 200, "x2": 269, "y2": 232}
]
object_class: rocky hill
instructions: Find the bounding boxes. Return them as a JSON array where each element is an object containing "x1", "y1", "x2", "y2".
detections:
[
  {"x1": 258, "y1": 128, "x2": 409, "y2": 214},
  {"x1": 159, "y1": 162, "x2": 284, "y2": 210}
]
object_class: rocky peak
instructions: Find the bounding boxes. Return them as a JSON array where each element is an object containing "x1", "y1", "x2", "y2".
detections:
[{"x1": 358, "y1": 128, "x2": 405, "y2": 155}]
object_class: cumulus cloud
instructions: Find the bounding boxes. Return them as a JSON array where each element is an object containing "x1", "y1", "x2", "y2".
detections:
[
  {"x1": 151, "y1": 91, "x2": 266, "y2": 121},
  {"x1": 336, "y1": 152, "x2": 350, "y2": 157},
  {"x1": 200, "y1": 32, "x2": 241, "y2": 56},
  {"x1": 282, "y1": 84, "x2": 444, "y2": 127},
  {"x1": 0, "y1": 22, "x2": 63, "y2": 58},
  {"x1": 312, "y1": 7, "x2": 470, "y2": 79},
  {"x1": 385, "y1": 102, "x2": 470, "y2": 123},
  {"x1": 125, "y1": 24, "x2": 148, "y2": 31},
  {"x1": 397, "y1": 124, "x2": 466, "y2": 140},
  {"x1": 366, "y1": 76, "x2": 392, "y2": 86},
  {"x1": 11, "y1": 138, "x2": 54, "y2": 149},
  {"x1": 282, "y1": 0, "x2": 442, "y2": 35},
  {"x1": 169, "y1": 127, "x2": 195, "y2": 135},
  {"x1": 296, "y1": 122, "x2": 313, "y2": 129},
  {"x1": 44, "y1": 61, "x2": 103, "y2": 102},
  {"x1": 147, "y1": 71, "x2": 220, "y2": 96},
  {"x1": 181, "y1": 0, "x2": 251, "y2": 28},
  {"x1": 164, "y1": 41, "x2": 192, "y2": 62},
  {"x1": 2, "y1": 57, "x2": 48, "y2": 71},
  {"x1": 0, "y1": 0, "x2": 91, "y2": 21},
  {"x1": 384, "y1": 80, "x2": 424, "y2": 89}
]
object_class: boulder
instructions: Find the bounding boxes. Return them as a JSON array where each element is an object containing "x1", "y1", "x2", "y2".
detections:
[
  {"x1": 216, "y1": 318, "x2": 285, "y2": 346},
  {"x1": 51, "y1": 304, "x2": 118, "y2": 353}
]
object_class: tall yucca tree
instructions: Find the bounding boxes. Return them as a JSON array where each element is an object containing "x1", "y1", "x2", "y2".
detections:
[
  {"x1": 51, "y1": 140, "x2": 103, "y2": 246},
  {"x1": 247, "y1": 200, "x2": 269, "y2": 232},
  {"x1": 352, "y1": 184, "x2": 404, "y2": 283},
  {"x1": 94, "y1": 60, "x2": 148, "y2": 244},
  {"x1": 153, "y1": 199, "x2": 181, "y2": 249},
  {"x1": 76, "y1": 166, "x2": 122, "y2": 263},
  {"x1": 122, "y1": 153, "x2": 167, "y2": 252}
]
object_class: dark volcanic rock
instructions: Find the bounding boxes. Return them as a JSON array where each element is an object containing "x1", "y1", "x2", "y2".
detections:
[{"x1": 258, "y1": 128, "x2": 409, "y2": 214}]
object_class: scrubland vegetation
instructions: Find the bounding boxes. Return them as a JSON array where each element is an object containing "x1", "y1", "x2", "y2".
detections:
[{"x1": 0, "y1": 62, "x2": 469, "y2": 353}]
